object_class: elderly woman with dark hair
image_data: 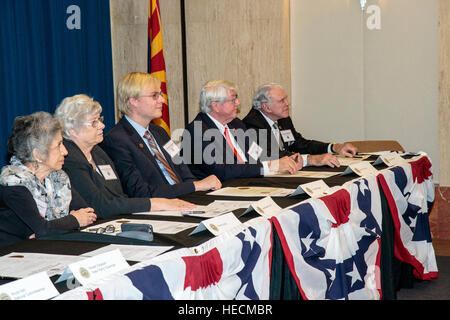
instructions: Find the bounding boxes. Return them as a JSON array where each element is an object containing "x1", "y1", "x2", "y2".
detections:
[
  {"x1": 54, "y1": 94, "x2": 195, "y2": 218},
  {"x1": 0, "y1": 112, "x2": 97, "y2": 246}
]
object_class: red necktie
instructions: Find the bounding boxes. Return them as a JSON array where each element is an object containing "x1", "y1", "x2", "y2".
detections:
[{"x1": 224, "y1": 126, "x2": 244, "y2": 163}]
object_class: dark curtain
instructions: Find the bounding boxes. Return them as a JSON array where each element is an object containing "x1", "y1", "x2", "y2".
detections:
[{"x1": 0, "y1": 0, "x2": 115, "y2": 167}]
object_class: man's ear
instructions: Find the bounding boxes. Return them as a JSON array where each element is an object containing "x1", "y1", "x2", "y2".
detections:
[{"x1": 210, "y1": 101, "x2": 220, "y2": 113}]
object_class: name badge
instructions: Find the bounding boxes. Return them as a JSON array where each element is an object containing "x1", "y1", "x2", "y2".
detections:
[
  {"x1": 163, "y1": 140, "x2": 181, "y2": 158},
  {"x1": 248, "y1": 141, "x2": 263, "y2": 161},
  {"x1": 98, "y1": 165, "x2": 118, "y2": 180},
  {"x1": 280, "y1": 129, "x2": 295, "y2": 143},
  {"x1": 0, "y1": 272, "x2": 59, "y2": 300}
]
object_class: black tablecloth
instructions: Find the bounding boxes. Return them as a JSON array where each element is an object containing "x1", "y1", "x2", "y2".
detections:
[{"x1": 0, "y1": 157, "x2": 415, "y2": 299}]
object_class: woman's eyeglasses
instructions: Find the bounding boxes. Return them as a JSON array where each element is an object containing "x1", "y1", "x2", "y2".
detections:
[{"x1": 82, "y1": 116, "x2": 104, "y2": 128}]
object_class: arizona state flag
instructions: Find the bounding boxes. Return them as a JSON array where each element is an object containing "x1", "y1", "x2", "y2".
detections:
[{"x1": 148, "y1": 0, "x2": 170, "y2": 135}]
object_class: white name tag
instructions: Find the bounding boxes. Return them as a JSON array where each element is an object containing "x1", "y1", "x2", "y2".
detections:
[
  {"x1": 56, "y1": 249, "x2": 129, "y2": 286},
  {"x1": 0, "y1": 272, "x2": 59, "y2": 300},
  {"x1": 248, "y1": 141, "x2": 263, "y2": 161},
  {"x1": 189, "y1": 212, "x2": 244, "y2": 236},
  {"x1": 98, "y1": 165, "x2": 118, "y2": 180},
  {"x1": 280, "y1": 129, "x2": 295, "y2": 143},
  {"x1": 163, "y1": 140, "x2": 181, "y2": 158}
]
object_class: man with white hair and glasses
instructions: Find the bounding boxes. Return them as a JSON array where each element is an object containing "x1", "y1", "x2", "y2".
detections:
[
  {"x1": 243, "y1": 83, "x2": 358, "y2": 168},
  {"x1": 182, "y1": 80, "x2": 302, "y2": 181}
]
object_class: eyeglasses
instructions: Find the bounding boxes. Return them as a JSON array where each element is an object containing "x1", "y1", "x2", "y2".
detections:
[
  {"x1": 222, "y1": 95, "x2": 239, "y2": 104},
  {"x1": 93, "y1": 224, "x2": 116, "y2": 234},
  {"x1": 139, "y1": 91, "x2": 164, "y2": 100},
  {"x1": 82, "y1": 116, "x2": 104, "y2": 128}
]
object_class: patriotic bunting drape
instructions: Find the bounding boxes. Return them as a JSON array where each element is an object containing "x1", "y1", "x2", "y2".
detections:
[
  {"x1": 55, "y1": 154, "x2": 437, "y2": 300},
  {"x1": 148, "y1": 0, "x2": 170, "y2": 135}
]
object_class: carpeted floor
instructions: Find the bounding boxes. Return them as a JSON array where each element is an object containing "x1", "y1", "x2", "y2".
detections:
[{"x1": 396, "y1": 255, "x2": 450, "y2": 300}]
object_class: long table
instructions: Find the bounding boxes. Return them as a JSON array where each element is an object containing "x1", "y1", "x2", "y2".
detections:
[{"x1": 0, "y1": 154, "x2": 437, "y2": 300}]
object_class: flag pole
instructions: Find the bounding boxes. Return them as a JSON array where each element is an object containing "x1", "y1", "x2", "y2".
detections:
[{"x1": 180, "y1": 0, "x2": 189, "y2": 127}]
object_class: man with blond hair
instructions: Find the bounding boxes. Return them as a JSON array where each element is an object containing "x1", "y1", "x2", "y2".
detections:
[{"x1": 102, "y1": 72, "x2": 221, "y2": 198}]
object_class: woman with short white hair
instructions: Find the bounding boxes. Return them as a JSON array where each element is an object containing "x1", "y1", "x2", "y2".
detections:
[
  {"x1": 0, "y1": 111, "x2": 97, "y2": 233},
  {"x1": 55, "y1": 94, "x2": 196, "y2": 218}
]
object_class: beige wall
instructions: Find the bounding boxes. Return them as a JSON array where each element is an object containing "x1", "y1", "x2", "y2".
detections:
[
  {"x1": 439, "y1": 0, "x2": 450, "y2": 187},
  {"x1": 290, "y1": 0, "x2": 443, "y2": 183}
]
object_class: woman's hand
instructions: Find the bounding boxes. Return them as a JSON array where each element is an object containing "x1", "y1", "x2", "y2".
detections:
[
  {"x1": 150, "y1": 198, "x2": 197, "y2": 212},
  {"x1": 70, "y1": 207, "x2": 97, "y2": 227}
]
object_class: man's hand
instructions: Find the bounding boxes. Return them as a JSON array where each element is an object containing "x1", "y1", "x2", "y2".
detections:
[
  {"x1": 332, "y1": 142, "x2": 358, "y2": 157},
  {"x1": 307, "y1": 153, "x2": 340, "y2": 168},
  {"x1": 193, "y1": 175, "x2": 222, "y2": 191},
  {"x1": 269, "y1": 155, "x2": 302, "y2": 174}
]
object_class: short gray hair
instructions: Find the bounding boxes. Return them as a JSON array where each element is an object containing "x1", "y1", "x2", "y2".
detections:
[
  {"x1": 252, "y1": 83, "x2": 284, "y2": 110},
  {"x1": 199, "y1": 80, "x2": 238, "y2": 114},
  {"x1": 7, "y1": 111, "x2": 62, "y2": 164},
  {"x1": 54, "y1": 94, "x2": 102, "y2": 140}
]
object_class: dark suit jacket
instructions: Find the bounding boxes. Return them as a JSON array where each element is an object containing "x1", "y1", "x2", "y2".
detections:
[
  {"x1": 182, "y1": 112, "x2": 263, "y2": 181},
  {"x1": 63, "y1": 139, "x2": 150, "y2": 218},
  {"x1": 0, "y1": 185, "x2": 83, "y2": 248},
  {"x1": 242, "y1": 108, "x2": 330, "y2": 159},
  {"x1": 101, "y1": 117, "x2": 196, "y2": 199}
]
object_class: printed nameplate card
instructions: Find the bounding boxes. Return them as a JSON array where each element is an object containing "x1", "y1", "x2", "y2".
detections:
[
  {"x1": 56, "y1": 249, "x2": 129, "y2": 286},
  {"x1": 0, "y1": 272, "x2": 59, "y2": 300},
  {"x1": 372, "y1": 152, "x2": 408, "y2": 167},
  {"x1": 189, "y1": 212, "x2": 243, "y2": 236},
  {"x1": 289, "y1": 179, "x2": 332, "y2": 198},
  {"x1": 240, "y1": 196, "x2": 282, "y2": 218},
  {"x1": 340, "y1": 161, "x2": 378, "y2": 177}
]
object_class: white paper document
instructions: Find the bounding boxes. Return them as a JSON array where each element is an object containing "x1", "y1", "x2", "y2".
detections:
[
  {"x1": 0, "y1": 272, "x2": 60, "y2": 300},
  {"x1": 240, "y1": 196, "x2": 282, "y2": 218},
  {"x1": 336, "y1": 155, "x2": 370, "y2": 166},
  {"x1": 189, "y1": 212, "x2": 244, "y2": 236},
  {"x1": 0, "y1": 252, "x2": 84, "y2": 279},
  {"x1": 182, "y1": 200, "x2": 254, "y2": 218},
  {"x1": 264, "y1": 170, "x2": 338, "y2": 179},
  {"x1": 81, "y1": 244, "x2": 173, "y2": 262},
  {"x1": 208, "y1": 186, "x2": 295, "y2": 197},
  {"x1": 56, "y1": 249, "x2": 130, "y2": 286},
  {"x1": 83, "y1": 219, "x2": 198, "y2": 235},
  {"x1": 340, "y1": 161, "x2": 379, "y2": 177}
]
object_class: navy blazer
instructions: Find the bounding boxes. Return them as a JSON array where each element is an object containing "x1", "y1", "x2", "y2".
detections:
[
  {"x1": 101, "y1": 117, "x2": 196, "y2": 199},
  {"x1": 242, "y1": 108, "x2": 330, "y2": 158},
  {"x1": 63, "y1": 139, "x2": 151, "y2": 218},
  {"x1": 182, "y1": 112, "x2": 263, "y2": 181}
]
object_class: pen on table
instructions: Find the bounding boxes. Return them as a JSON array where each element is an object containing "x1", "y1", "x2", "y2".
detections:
[{"x1": 182, "y1": 210, "x2": 206, "y2": 215}]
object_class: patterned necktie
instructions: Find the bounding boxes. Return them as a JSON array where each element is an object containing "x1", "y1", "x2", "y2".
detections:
[
  {"x1": 143, "y1": 130, "x2": 180, "y2": 184},
  {"x1": 272, "y1": 122, "x2": 284, "y2": 151},
  {"x1": 224, "y1": 126, "x2": 244, "y2": 163}
]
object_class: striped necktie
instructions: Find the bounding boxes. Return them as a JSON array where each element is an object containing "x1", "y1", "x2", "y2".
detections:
[
  {"x1": 224, "y1": 126, "x2": 244, "y2": 163},
  {"x1": 143, "y1": 130, "x2": 181, "y2": 184}
]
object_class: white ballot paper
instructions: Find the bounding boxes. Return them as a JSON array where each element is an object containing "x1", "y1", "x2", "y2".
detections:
[
  {"x1": 240, "y1": 196, "x2": 282, "y2": 218},
  {"x1": 340, "y1": 161, "x2": 379, "y2": 177},
  {"x1": 288, "y1": 180, "x2": 332, "y2": 198},
  {"x1": 0, "y1": 252, "x2": 84, "y2": 279},
  {"x1": 208, "y1": 186, "x2": 295, "y2": 197},
  {"x1": 372, "y1": 152, "x2": 408, "y2": 167},
  {"x1": 83, "y1": 219, "x2": 197, "y2": 235},
  {"x1": 56, "y1": 249, "x2": 130, "y2": 286},
  {"x1": 81, "y1": 244, "x2": 173, "y2": 262},
  {"x1": 0, "y1": 272, "x2": 59, "y2": 300},
  {"x1": 189, "y1": 212, "x2": 244, "y2": 236}
]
